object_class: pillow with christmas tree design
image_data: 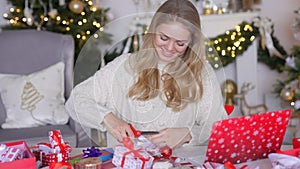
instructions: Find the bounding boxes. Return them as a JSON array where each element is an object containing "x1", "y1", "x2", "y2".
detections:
[{"x1": 0, "y1": 62, "x2": 69, "y2": 128}]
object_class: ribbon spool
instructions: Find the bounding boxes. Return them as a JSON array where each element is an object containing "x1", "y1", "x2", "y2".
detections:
[{"x1": 74, "y1": 157, "x2": 102, "y2": 169}]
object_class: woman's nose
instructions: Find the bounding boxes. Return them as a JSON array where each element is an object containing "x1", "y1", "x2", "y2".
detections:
[{"x1": 166, "y1": 41, "x2": 175, "y2": 51}]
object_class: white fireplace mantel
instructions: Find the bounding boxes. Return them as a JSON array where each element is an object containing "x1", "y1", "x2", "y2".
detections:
[{"x1": 201, "y1": 12, "x2": 260, "y2": 106}]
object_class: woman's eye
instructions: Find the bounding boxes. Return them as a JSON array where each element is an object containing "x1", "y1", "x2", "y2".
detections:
[
  {"x1": 160, "y1": 35, "x2": 168, "y2": 41},
  {"x1": 177, "y1": 42, "x2": 185, "y2": 46}
]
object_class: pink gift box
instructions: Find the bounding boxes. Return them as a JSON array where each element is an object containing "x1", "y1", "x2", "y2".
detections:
[
  {"x1": 112, "y1": 145, "x2": 154, "y2": 169},
  {"x1": 0, "y1": 141, "x2": 36, "y2": 169}
]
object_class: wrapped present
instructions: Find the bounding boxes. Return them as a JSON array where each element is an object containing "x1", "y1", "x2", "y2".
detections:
[
  {"x1": 0, "y1": 141, "x2": 36, "y2": 169},
  {"x1": 32, "y1": 130, "x2": 71, "y2": 167},
  {"x1": 269, "y1": 153, "x2": 300, "y2": 169},
  {"x1": 0, "y1": 144, "x2": 23, "y2": 162},
  {"x1": 112, "y1": 137, "x2": 154, "y2": 169}
]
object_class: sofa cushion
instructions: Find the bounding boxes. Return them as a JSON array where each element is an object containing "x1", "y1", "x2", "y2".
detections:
[
  {"x1": 0, "y1": 62, "x2": 69, "y2": 128},
  {"x1": 0, "y1": 30, "x2": 75, "y2": 127},
  {"x1": 0, "y1": 124, "x2": 77, "y2": 147}
]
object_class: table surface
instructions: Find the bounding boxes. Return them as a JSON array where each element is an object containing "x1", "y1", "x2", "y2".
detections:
[{"x1": 70, "y1": 144, "x2": 293, "y2": 169}]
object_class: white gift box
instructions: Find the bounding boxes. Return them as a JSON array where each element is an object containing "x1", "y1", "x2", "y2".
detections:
[{"x1": 112, "y1": 145, "x2": 154, "y2": 169}]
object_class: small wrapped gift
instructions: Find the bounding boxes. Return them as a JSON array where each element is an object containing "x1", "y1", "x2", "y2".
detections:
[
  {"x1": 0, "y1": 144, "x2": 23, "y2": 162},
  {"x1": 0, "y1": 141, "x2": 35, "y2": 169},
  {"x1": 32, "y1": 130, "x2": 71, "y2": 167},
  {"x1": 112, "y1": 137, "x2": 154, "y2": 169},
  {"x1": 269, "y1": 153, "x2": 300, "y2": 169}
]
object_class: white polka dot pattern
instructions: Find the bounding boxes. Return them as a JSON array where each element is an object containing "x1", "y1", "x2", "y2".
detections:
[{"x1": 205, "y1": 109, "x2": 292, "y2": 164}]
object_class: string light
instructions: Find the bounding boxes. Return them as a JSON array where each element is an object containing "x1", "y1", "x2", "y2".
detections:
[
  {"x1": 90, "y1": 6, "x2": 97, "y2": 12},
  {"x1": 56, "y1": 16, "x2": 61, "y2": 21},
  {"x1": 95, "y1": 23, "x2": 101, "y2": 28},
  {"x1": 43, "y1": 17, "x2": 49, "y2": 22},
  {"x1": 88, "y1": 0, "x2": 93, "y2": 6},
  {"x1": 93, "y1": 34, "x2": 99, "y2": 38},
  {"x1": 291, "y1": 102, "x2": 295, "y2": 106},
  {"x1": 221, "y1": 50, "x2": 226, "y2": 56}
]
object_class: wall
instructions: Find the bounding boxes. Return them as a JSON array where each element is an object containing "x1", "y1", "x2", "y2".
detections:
[
  {"x1": 1, "y1": 1, "x2": 299, "y2": 48},
  {"x1": 99, "y1": 0, "x2": 300, "y2": 51},
  {"x1": 0, "y1": 0, "x2": 8, "y2": 26}
]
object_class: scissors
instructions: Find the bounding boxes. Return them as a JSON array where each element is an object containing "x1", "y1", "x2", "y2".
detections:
[{"x1": 128, "y1": 123, "x2": 159, "y2": 137}]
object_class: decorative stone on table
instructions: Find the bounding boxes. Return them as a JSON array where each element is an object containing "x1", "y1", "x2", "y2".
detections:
[{"x1": 112, "y1": 137, "x2": 154, "y2": 169}]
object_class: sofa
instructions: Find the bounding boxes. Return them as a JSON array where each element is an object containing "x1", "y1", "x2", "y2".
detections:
[{"x1": 0, "y1": 29, "x2": 89, "y2": 147}]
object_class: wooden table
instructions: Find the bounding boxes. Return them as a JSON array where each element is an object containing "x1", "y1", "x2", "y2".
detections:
[{"x1": 70, "y1": 144, "x2": 293, "y2": 168}]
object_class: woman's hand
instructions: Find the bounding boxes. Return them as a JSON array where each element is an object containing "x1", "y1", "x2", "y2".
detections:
[
  {"x1": 148, "y1": 128, "x2": 192, "y2": 149},
  {"x1": 103, "y1": 112, "x2": 134, "y2": 142}
]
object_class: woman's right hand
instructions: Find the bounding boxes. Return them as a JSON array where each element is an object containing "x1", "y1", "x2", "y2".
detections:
[{"x1": 103, "y1": 112, "x2": 134, "y2": 142}]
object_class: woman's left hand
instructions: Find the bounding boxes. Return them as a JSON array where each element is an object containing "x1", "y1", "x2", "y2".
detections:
[{"x1": 148, "y1": 127, "x2": 191, "y2": 149}]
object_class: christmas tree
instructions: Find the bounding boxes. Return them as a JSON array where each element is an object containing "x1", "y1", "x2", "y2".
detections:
[
  {"x1": 2, "y1": 0, "x2": 112, "y2": 60},
  {"x1": 272, "y1": 8, "x2": 300, "y2": 117}
]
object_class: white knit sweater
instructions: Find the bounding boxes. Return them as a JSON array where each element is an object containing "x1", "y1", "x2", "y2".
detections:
[{"x1": 65, "y1": 53, "x2": 228, "y2": 147}]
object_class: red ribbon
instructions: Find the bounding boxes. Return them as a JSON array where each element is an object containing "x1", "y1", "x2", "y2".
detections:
[
  {"x1": 49, "y1": 162, "x2": 72, "y2": 169},
  {"x1": 49, "y1": 130, "x2": 71, "y2": 157},
  {"x1": 120, "y1": 137, "x2": 150, "y2": 169}
]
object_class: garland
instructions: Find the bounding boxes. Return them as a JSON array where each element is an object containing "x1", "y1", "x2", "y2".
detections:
[{"x1": 206, "y1": 21, "x2": 260, "y2": 69}]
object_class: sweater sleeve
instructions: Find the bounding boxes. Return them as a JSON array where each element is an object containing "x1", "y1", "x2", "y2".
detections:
[
  {"x1": 65, "y1": 54, "x2": 128, "y2": 131},
  {"x1": 186, "y1": 61, "x2": 228, "y2": 146}
]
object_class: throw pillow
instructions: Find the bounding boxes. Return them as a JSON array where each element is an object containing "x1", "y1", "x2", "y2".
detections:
[{"x1": 0, "y1": 62, "x2": 69, "y2": 128}]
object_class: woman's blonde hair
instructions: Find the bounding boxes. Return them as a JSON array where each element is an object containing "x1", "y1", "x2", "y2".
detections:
[{"x1": 128, "y1": 0, "x2": 205, "y2": 112}]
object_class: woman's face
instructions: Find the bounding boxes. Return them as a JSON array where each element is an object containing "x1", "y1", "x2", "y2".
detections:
[{"x1": 154, "y1": 21, "x2": 192, "y2": 64}]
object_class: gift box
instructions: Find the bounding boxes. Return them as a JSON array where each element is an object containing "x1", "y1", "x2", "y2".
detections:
[
  {"x1": 32, "y1": 130, "x2": 71, "y2": 167},
  {"x1": 112, "y1": 137, "x2": 154, "y2": 169},
  {"x1": 0, "y1": 144, "x2": 23, "y2": 162},
  {"x1": 33, "y1": 149, "x2": 69, "y2": 166},
  {"x1": 0, "y1": 141, "x2": 36, "y2": 169},
  {"x1": 269, "y1": 153, "x2": 300, "y2": 169}
]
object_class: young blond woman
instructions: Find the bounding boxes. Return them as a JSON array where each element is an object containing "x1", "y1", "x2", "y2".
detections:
[{"x1": 66, "y1": 0, "x2": 228, "y2": 149}]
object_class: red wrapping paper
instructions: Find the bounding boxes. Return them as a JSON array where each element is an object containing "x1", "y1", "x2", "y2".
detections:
[{"x1": 32, "y1": 130, "x2": 71, "y2": 167}]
